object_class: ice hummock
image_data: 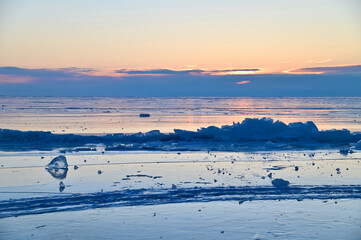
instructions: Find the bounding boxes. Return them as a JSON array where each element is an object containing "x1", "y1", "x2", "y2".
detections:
[{"x1": 1, "y1": 118, "x2": 361, "y2": 151}]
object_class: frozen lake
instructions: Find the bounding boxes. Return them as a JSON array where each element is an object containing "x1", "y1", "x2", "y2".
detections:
[{"x1": 0, "y1": 97, "x2": 360, "y2": 239}]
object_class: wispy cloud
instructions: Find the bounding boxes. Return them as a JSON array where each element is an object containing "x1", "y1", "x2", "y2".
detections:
[
  {"x1": 0, "y1": 67, "x2": 262, "y2": 83},
  {"x1": 285, "y1": 64, "x2": 361, "y2": 74},
  {"x1": 0, "y1": 66, "x2": 89, "y2": 83},
  {"x1": 308, "y1": 58, "x2": 333, "y2": 64},
  {"x1": 116, "y1": 69, "x2": 203, "y2": 75},
  {"x1": 0, "y1": 74, "x2": 35, "y2": 83},
  {"x1": 0, "y1": 67, "x2": 73, "y2": 84},
  {"x1": 115, "y1": 68, "x2": 260, "y2": 76}
]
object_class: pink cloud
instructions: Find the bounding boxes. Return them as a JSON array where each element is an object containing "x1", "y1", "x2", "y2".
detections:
[
  {"x1": 235, "y1": 80, "x2": 250, "y2": 85},
  {"x1": 0, "y1": 74, "x2": 35, "y2": 84},
  {"x1": 284, "y1": 64, "x2": 361, "y2": 74}
]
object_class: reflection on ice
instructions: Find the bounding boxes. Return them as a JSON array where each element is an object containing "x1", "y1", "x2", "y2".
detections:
[
  {"x1": 46, "y1": 168, "x2": 68, "y2": 180},
  {"x1": 1, "y1": 97, "x2": 361, "y2": 134},
  {"x1": 59, "y1": 181, "x2": 65, "y2": 192}
]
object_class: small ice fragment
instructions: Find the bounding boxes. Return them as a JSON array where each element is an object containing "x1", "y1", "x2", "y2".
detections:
[
  {"x1": 239, "y1": 200, "x2": 245, "y2": 205},
  {"x1": 139, "y1": 113, "x2": 150, "y2": 118},
  {"x1": 46, "y1": 155, "x2": 68, "y2": 169},
  {"x1": 339, "y1": 148, "x2": 350, "y2": 156},
  {"x1": 271, "y1": 178, "x2": 290, "y2": 189},
  {"x1": 355, "y1": 140, "x2": 361, "y2": 150},
  {"x1": 59, "y1": 181, "x2": 65, "y2": 192}
]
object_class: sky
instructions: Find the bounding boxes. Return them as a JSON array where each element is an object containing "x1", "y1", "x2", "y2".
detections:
[{"x1": 0, "y1": 0, "x2": 360, "y2": 96}]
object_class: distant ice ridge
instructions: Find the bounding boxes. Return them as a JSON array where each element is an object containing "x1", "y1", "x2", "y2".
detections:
[{"x1": 0, "y1": 118, "x2": 360, "y2": 151}]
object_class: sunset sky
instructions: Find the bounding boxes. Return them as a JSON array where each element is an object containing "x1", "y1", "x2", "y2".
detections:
[{"x1": 0, "y1": 0, "x2": 360, "y2": 96}]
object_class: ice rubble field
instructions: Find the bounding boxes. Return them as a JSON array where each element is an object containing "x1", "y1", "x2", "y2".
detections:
[
  {"x1": 0, "y1": 118, "x2": 361, "y2": 239},
  {"x1": 1, "y1": 118, "x2": 361, "y2": 151}
]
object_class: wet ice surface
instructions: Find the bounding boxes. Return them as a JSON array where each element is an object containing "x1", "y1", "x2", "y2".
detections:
[
  {"x1": 1, "y1": 199, "x2": 360, "y2": 240},
  {"x1": 1, "y1": 150, "x2": 360, "y2": 200},
  {"x1": 1, "y1": 97, "x2": 361, "y2": 134},
  {"x1": 0, "y1": 150, "x2": 360, "y2": 239}
]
